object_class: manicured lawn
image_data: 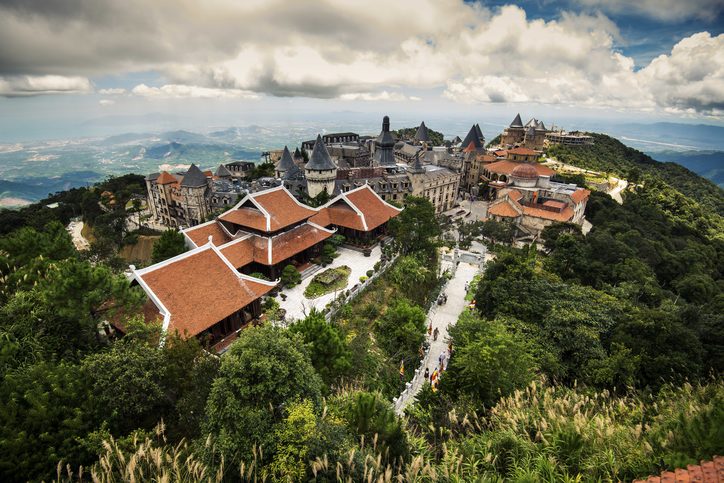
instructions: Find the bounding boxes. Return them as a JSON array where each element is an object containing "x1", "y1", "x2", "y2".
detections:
[{"x1": 304, "y1": 265, "x2": 351, "y2": 299}]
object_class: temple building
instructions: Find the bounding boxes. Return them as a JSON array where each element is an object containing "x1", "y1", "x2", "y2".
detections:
[
  {"x1": 310, "y1": 184, "x2": 402, "y2": 245},
  {"x1": 485, "y1": 160, "x2": 590, "y2": 238},
  {"x1": 128, "y1": 243, "x2": 276, "y2": 353},
  {"x1": 181, "y1": 184, "x2": 401, "y2": 277}
]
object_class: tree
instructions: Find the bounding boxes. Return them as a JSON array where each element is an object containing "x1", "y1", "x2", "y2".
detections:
[
  {"x1": 203, "y1": 325, "x2": 323, "y2": 464},
  {"x1": 376, "y1": 299, "x2": 426, "y2": 366},
  {"x1": 388, "y1": 196, "x2": 440, "y2": 258},
  {"x1": 289, "y1": 310, "x2": 351, "y2": 385},
  {"x1": 321, "y1": 242, "x2": 336, "y2": 265},
  {"x1": 280, "y1": 264, "x2": 301, "y2": 288},
  {"x1": 151, "y1": 229, "x2": 186, "y2": 263},
  {"x1": 443, "y1": 312, "x2": 536, "y2": 406},
  {"x1": 480, "y1": 219, "x2": 515, "y2": 244},
  {"x1": 457, "y1": 220, "x2": 484, "y2": 249}
]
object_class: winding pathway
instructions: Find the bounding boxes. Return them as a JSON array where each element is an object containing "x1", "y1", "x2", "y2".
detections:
[{"x1": 394, "y1": 261, "x2": 480, "y2": 415}]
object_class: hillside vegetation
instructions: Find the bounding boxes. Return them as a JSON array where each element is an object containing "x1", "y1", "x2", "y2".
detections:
[{"x1": 547, "y1": 133, "x2": 724, "y2": 216}]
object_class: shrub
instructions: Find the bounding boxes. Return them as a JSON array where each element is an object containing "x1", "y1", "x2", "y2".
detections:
[
  {"x1": 249, "y1": 271, "x2": 270, "y2": 281},
  {"x1": 366, "y1": 269, "x2": 374, "y2": 277},
  {"x1": 304, "y1": 266, "x2": 351, "y2": 299},
  {"x1": 280, "y1": 264, "x2": 301, "y2": 288},
  {"x1": 359, "y1": 276, "x2": 368, "y2": 283}
]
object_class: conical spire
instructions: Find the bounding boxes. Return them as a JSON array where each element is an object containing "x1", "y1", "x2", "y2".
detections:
[
  {"x1": 475, "y1": 123, "x2": 484, "y2": 141},
  {"x1": 415, "y1": 121, "x2": 430, "y2": 142},
  {"x1": 181, "y1": 163, "x2": 208, "y2": 187},
  {"x1": 278, "y1": 146, "x2": 295, "y2": 171},
  {"x1": 409, "y1": 149, "x2": 425, "y2": 173},
  {"x1": 215, "y1": 164, "x2": 232, "y2": 177},
  {"x1": 306, "y1": 135, "x2": 336, "y2": 171},
  {"x1": 461, "y1": 125, "x2": 483, "y2": 151},
  {"x1": 510, "y1": 114, "x2": 523, "y2": 128}
]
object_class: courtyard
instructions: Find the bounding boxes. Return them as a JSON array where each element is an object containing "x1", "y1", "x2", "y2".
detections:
[{"x1": 277, "y1": 245, "x2": 382, "y2": 323}]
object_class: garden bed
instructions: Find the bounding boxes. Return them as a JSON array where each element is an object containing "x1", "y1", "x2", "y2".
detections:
[{"x1": 304, "y1": 265, "x2": 351, "y2": 299}]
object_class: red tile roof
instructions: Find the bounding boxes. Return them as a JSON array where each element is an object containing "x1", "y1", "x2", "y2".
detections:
[
  {"x1": 507, "y1": 189, "x2": 523, "y2": 202},
  {"x1": 136, "y1": 247, "x2": 274, "y2": 337},
  {"x1": 507, "y1": 147, "x2": 540, "y2": 156},
  {"x1": 522, "y1": 204, "x2": 574, "y2": 222},
  {"x1": 219, "y1": 187, "x2": 317, "y2": 232},
  {"x1": 311, "y1": 185, "x2": 401, "y2": 232},
  {"x1": 634, "y1": 456, "x2": 724, "y2": 483},
  {"x1": 570, "y1": 188, "x2": 591, "y2": 203},
  {"x1": 313, "y1": 204, "x2": 366, "y2": 231},
  {"x1": 488, "y1": 198, "x2": 521, "y2": 218},
  {"x1": 486, "y1": 160, "x2": 555, "y2": 177},
  {"x1": 219, "y1": 223, "x2": 333, "y2": 268},
  {"x1": 184, "y1": 221, "x2": 232, "y2": 247},
  {"x1": 156, "y1": 171, "x2": 178, "y2": 185}
]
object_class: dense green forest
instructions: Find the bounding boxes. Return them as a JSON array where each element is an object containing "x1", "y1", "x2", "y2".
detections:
[{"x1": 0, "y1": 136, "x2": 722, "y2": 481}]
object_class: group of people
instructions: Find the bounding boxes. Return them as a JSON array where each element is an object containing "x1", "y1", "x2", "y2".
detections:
[{"x1": 423, "y1": 341, "x2": 453, "y2": 392}]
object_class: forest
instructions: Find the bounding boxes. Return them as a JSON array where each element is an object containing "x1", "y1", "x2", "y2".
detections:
[{"x1": 0, "y1": 135, "x2": 721, "y2": 481}]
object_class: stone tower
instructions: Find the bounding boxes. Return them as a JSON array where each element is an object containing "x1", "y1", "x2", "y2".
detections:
[
  {"x1": 373, "y1": 115, "x2": 396, "y2": 167},
  {"x1": 305, "y1": 134, "x2": 337, "y2": 198}
]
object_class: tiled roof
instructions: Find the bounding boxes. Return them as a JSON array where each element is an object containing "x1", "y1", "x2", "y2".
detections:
[
  {"x1": 510, "y1": 113, "x2": 524, "y2": 128},
  {"x1": 219, "y1": 187, "x2": 317, "y2": 233},
  {"x1": 184, "y1": 221, "x2": 233, "y2": 247},
  {"x1": 311, "y1": 185, "x2": 400, "y2": 232},
  {"x1": 633, "y1": 456, "x2": 724, "y2": 483},
  {"x1": 570, "y1": 188, "x2": 591, "y2": 203},
  {"x1": 489, "y1": 198, "x2": 522, "y2": 218},
  {"x1": 522, "y1": 204, "x2": 574, "y2": 222},
  {"x1": 136, "y1": 246, "x2": 274, "y2": 337},
  {"x1": 486, "y1": 160, "x2": 555, "y2": 177},
  {"x1": 268, "y1": 223, "x2": 333, "y2": 265},
  {"x1": 181, "y1": 164, "x2": 208, "y2": 187},
  {"x1": 415, "y1": 121, "x2": 430, "y2": 142},
  {"x1": 307, "y1": 134, "x2": 337, "y2": 170},
  {"x1": 218, "y1": 237, "x2": 255, "y2": 268},
  {"x1": 345, "y1": 185, "x2": 402, "y2": 230},
  {"x1": 507, "y1": 189, "x2": 523, "y2": 202},
  {"x1": 507, "y1": 147, "x2": 540, "y2": 156},
  {"x1": 156, "y1": 171, "x2": 177, "y2": 185}
]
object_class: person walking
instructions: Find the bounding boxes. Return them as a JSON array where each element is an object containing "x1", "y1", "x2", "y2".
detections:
[
  {"x1": 433, "y1": 327, "x2": 439, "y2": 341},
  {"x1": 424, "y1": 367, "x2": 430, "y2": 381}
]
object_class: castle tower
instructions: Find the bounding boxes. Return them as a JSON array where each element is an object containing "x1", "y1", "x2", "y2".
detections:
[
  {"x1": 276, "y1": 145, "x2": 295, "y2": 178},
  {"x1": 373, "y1": 115, "x2": 396, "y2": 167},
  {"x1": 305, "y1": 134, "x2": 337, "y2": 198}
]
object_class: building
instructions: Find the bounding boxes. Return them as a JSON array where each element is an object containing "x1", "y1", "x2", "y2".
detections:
[
  {"x1": 181, "y1": 184, "x2": 401, "y2": 278},
  {"x1": 128, "y1": 243, "x2": 276, "y2": 353},
  {"x1": 310, "y1": 184, "x2": 402, "y2": 245},
  {"x1": 145, "y1": 164, "x2": 212, "y2": 227},
  {"x1": 501, "y1": 114, "x2": 549, "y2": 149},
  {"x1": 506, "y1": 147, "x2": 541, "y2": 162},
  {"x1": 462, "y1": 152, "x2": 496, "y2": 192},
  {"x1": 485, "y1": 160, "x2": 590, "y2": 238},
  {"x1": 372, "y1": 115, "x2": 397, "y2": 167},
  {"x1": 305, "y1": 135, "x2": 338, "y2": 198},
  {"x1": 302, "y1": 132, "x2": 360, "y2": 151},
  {"x1": 146, "y1": 163, "x2": 280, "y2": 228},
  {"x1": 408, "y1": 153, "x2": 460, "y2": 213},
  {"x1": 225, "y1": 161, "x2": 256, "y2": 177},
  {"x1": 545, "y1": 130, "x2": 594, "y2": 146}
]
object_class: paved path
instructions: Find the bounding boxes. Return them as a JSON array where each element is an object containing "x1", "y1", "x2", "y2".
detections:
[
  {"x1": 67, "y1": 220, "x2": 90, "y2": 251},
  {"x1": 394, "y1": 261, "x2": 480, "y2": 415},
  {"x1": 608, "y1": 177, "x2": 628, "y2": 204}
]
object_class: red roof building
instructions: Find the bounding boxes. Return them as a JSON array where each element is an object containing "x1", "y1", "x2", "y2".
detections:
[
  {"x1": 130, "y1": 244, "x2": 276, "y2": 352},
  {"x1": 633, "y1": 456, "x2": 724, "y2": 483}
]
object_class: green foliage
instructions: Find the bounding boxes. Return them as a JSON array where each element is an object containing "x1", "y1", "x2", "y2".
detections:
[
  {"x1": 289, "y1": 310, "x2": 351, "y2": 385},
  {"x1": 480, "y1": 219, "x2": 515, "y2": 244},
  {"x1": 375, "y1": 299, "x2": 426, "y2": 370},
  {"x1": 388, "y1": 254, "x2": 440, "y2": 306},
  {"x1": 247, "y1": 162, "x2": 276, "y2": 180},
  {"x1": 443, "y1": 312, "x2": 536, "y2": 406},
  {"x1": 280, "y1": 264, "x2": 301, "y2": 288},
  {"x1": 394, "y1": 126, "x2": 444, "y2": 146},
  {"x1": 388, "y1": 196, "x2": 440, "y2": 258},
  {"x1": 457, "y1": 220, "x2": 484, "y2": 249},
  {"x1": 547, "y1": 133, "x2": 724, "y2": 216},
  {"x1": 320, "y1": 242, "x2": 336, "y2": 265},
  {"x1": 203, "y1": 325, "x2": 323, "y2": 464},
  {"x1": 486, "y1": 134, "x2": 502, "y2": 147},
  {"x1": 304, "y1": 265, "x2": 350, "y2": 298},
  {"x1": 151, "y1": 229, "x2": 186, "y2": 263}
]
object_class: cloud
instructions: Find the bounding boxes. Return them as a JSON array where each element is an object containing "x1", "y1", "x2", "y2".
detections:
[
  {"x1": 130, "y1": 83, "x2": 258, "y2": 99},
  {"x1": 0, "y1": 75, "x2": 92, "y2": 96},
  {"x1": 638, "y1": 32, "x2": 724, "y2": 116},
  {"x1": 573, "y1": 0, "x2": 723, "y2": 22},
  {"x1": 339, "y1": 91, "x2": 416, "y2": 102},
  {"x1": 99, "y1": 99, "x2": 115, "y2": 106},
  {"x1": 98, "y1": 87, "x2": 126, "y2": 95},
  {"x1": 0, "y1": 0, "x2": 721, "y2": 116}
]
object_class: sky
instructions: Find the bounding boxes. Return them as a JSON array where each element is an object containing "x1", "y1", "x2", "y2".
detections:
[{"x1": 0, "y1": 0, "x2": 723, "y2": 140}]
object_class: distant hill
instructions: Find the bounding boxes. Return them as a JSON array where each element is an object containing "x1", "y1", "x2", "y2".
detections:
[
  {"x1": 646, "y1": 150, "x2": 724, "y2": 188},
  {"x1": 547, "y1": 133, "x2": 724, "y2": 215}
]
